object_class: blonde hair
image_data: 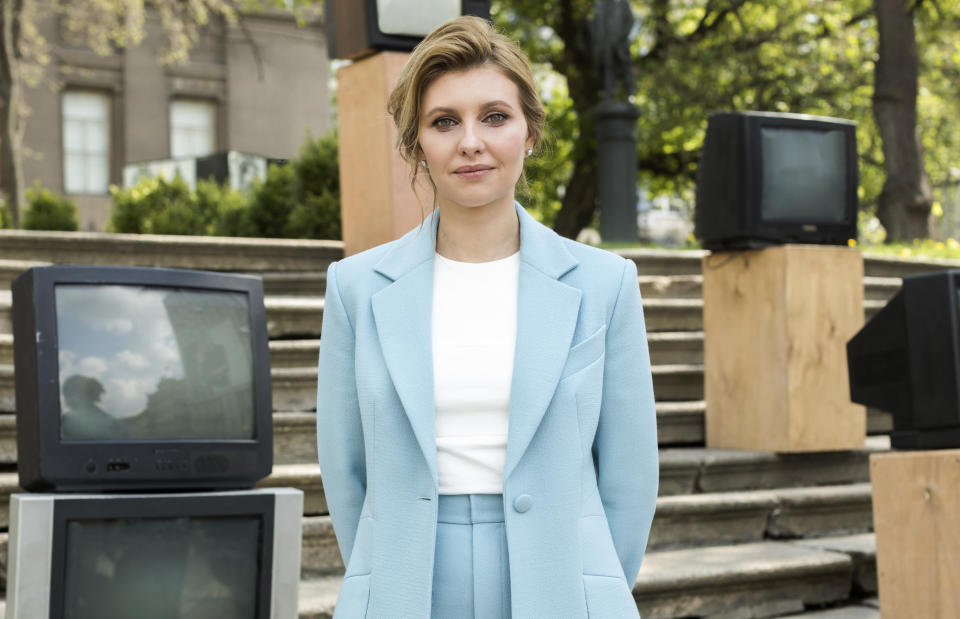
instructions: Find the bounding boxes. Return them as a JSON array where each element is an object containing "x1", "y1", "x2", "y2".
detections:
[{"x1": 387, "y1": 16, "x2": 545, "y2": 197}]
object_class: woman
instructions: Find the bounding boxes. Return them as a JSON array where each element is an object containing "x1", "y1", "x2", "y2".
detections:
[{"x1": 316, "y1": 16, "x2": 658, "y2": 618}]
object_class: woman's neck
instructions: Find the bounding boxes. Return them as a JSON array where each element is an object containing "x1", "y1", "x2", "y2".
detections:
[{"x1": 435, "y1": 202, "x2": 520, "y2": 262}]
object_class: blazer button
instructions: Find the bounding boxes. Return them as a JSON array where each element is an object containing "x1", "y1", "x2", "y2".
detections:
[{"x1": 513, "y1": 494, "x2": 533, "y2": 513}]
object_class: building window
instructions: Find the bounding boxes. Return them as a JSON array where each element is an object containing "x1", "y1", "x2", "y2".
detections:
[
  {"x1": 62, "y1": 91, "x2": 110, "y2": 194},
  {"x1": 170, "y1": 100, "x2": 217, "y2": 158}
]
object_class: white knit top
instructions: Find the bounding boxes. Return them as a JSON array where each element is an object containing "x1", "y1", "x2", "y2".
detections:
[{"x1": 431, "y1": 250, "x2": 519, "y2": 495}]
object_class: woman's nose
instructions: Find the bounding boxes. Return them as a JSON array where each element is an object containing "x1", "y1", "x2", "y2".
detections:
[{"x1": 458, "y1": 122, "x2": 483, "y2": 155}]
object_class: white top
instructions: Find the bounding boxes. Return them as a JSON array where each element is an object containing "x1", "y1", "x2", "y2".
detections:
[{"x1": 431, "y1": 251, "x2": 520, "y2": 495}]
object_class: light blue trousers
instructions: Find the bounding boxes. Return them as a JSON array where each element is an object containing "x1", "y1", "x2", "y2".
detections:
[{"x1": 432, "y1": 494, "x2": 511, "y2": 618}]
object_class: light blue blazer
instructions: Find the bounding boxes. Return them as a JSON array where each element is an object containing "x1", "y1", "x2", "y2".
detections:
[{"x1": 316, "y1": 203, "x2": 659, "y2": 618}]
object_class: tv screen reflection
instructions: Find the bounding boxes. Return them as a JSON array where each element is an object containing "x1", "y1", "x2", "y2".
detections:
[
  {"x1": 63, "y1": 516, "x2": 261, "y2": 619},
  {"x1": 55, "y1": 285, "x2": 256, "y2": 441}
]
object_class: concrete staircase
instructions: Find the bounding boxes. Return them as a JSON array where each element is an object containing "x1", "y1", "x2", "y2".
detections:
[{"x1": 2, "y1": 229, "x2": 957, "y2": 617}]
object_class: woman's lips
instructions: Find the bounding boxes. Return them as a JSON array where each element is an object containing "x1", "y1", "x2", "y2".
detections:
[{"x1": 454, "y1": 165, "x2": 494, "y2": 179}]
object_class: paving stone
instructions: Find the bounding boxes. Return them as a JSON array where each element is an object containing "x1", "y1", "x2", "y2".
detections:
[
  {"x1": 793, "y1": 534, "x2": 877, "y2": 596},
  {"x1": 634, "y1": 541, "x2": 854, "y2": 619},
  {"x1": 767, "y1": 484, "x2": 873, "y2": 539}
]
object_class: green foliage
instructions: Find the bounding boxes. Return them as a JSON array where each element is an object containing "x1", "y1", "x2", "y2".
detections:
[
  {"x1": 246, "y1": 132, "x2": 341, "y2": 239},
  {"x1": 22, "y1": 184, "x2": 78, "y2": 231},
  {"x1": 0, "y1": 199, "x2": 10, "y2": 229},
  {"x1": 109, "y1": 175, "x2": 246, "y2": 236},
  {"x1": 108, "y1": 132, "x2": 341, "y2": 239}
]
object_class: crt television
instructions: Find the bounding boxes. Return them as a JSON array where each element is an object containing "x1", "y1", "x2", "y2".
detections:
[
  {"x1": 847, "y1": 270, "x2": 960, "y2": 449},
  {"x1": 12, "y1": 265, "x2": 273, "y2": 491},
  {"x1": 5, "y1": 488, "x2": 303, "y2": 619},
  {"x1": 325, "y1": 0, "x2": 491, "y2": 59},
  {"x1": 695, "y1": 111, "x2": 859, "y2": 250}
]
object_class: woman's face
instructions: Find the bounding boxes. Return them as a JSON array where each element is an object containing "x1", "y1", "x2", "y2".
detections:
[{"x1": 418, "y1": 65, "x2": 533, "y2": 213}]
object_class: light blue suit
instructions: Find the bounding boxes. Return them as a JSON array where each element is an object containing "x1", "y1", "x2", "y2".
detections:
[{"x1": 316, "y1": 203, "x2": 659, "y2": 617}]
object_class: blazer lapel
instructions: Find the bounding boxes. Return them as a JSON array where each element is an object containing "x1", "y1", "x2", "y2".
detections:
[
  {"x1": 504, "y1": 204, "x2": 581, "y2": 479},
  {"x1": 372, "y1": 215, "x2": 439, "y2": 483}
]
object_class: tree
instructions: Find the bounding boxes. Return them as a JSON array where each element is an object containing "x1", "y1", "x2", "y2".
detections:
[
  {"x1": 0, "y1": 0, "x2": 318, "y2": 227},
  {"x1": 498, "y1": 0, "x2": 884, "y2": 239},
  {"x1": 873, "y1": 0, "x2": 932, "y2": 241}
]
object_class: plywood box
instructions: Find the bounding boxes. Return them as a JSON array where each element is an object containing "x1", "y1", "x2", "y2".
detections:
[
  {"x1": 871, "y1": 450, "x2": 960, "y2": 618},
  {"x1": 703, "y1": 244, "x2": 865, "y2": 452},
  {"x1": 337, "y1": 52, "x2": 431, "y2": 256}
]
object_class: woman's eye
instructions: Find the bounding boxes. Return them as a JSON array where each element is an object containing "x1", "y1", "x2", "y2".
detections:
[
  {"x1": 433, "y1": 117, "x2": 456, "y2": 129},
  {"x1": 485, "y1": 112, "x2": 508, "y2": 124}
]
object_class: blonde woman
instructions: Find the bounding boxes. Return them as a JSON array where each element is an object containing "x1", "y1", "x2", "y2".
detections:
[{"x1": 316, "y1": 16, "x2": 658, "y2": 618}]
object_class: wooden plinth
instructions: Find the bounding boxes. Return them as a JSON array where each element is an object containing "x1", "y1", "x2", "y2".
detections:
[
  {"x1": 871, "y1": 450, "x2": 960, "y2": 618},
  {"x1": 703, "y1": 244, "x2": 866, "y2": 452},
  {"x1": 337, "y1": 52, "x2": 431, "y2": 256}
]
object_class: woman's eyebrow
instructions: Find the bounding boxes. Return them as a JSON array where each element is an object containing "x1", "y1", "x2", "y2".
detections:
[{"x1": 423, "y1": 100, "x2": 516, "y2": 117}]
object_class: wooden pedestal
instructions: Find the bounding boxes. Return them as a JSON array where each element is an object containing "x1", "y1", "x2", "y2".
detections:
[
  {"x1": 703, "y1": 244, "x2": 866, "y2": 452},
  {"x1": 871, "y1": 450, "x2": 960, "y2": 618},
  {"x1": 337, "y1": 52, "x2": 431, "y2": 256}
]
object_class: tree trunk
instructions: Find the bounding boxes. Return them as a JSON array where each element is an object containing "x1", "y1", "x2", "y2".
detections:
[
  {"x1": 873, "y1": 0, "x2": 932, "y2": 242},
  {"x1": 0, "y1": 0, "x2": 24, "y2": 226}
]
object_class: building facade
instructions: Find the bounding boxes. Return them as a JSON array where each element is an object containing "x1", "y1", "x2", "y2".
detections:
[{"x1": 17, "y1": 10, "x2": 331, "y2": 231}]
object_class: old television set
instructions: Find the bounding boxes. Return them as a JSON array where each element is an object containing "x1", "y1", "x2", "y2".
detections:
[
  {"x1": 695, "y1": 111, "x2": 859, "y2": 250},
  {"x1": 5, "y1": 488, "x2": 302, "y2": 619},
  {"x1": 847, "y1": 270, "x2": 960, "y2": 449},
  {"x1": 12, "y1": 265, "x2": 273, "y2": 491},
  {"x1": 326, "y1": 0, "x2": 491, "y2": 59}
]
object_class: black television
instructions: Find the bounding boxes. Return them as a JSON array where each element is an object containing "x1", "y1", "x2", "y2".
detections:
[
  {"x1": 695, "y1": 111, "x2": 859, "y2": 250},
  {"x1": 12, "y1": 265, "x2": 273, "y2": 491},
  {"x1": 5, "y1": 488, "x2": 303, "y2": 619},
  {"x1": 325, "y1": 0, "x2": 491, "y2": 60},
  {"x1": 847, "y1": 270, "x2": 960, "y2": 449}
]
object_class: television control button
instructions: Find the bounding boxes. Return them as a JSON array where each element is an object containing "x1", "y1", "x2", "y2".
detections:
[
  {"x1": 85, "y1": 460, "x2": 96, "y2": 474},
  {"x1": 513, "y1": 494, "x2": 533, "y2": 513}
]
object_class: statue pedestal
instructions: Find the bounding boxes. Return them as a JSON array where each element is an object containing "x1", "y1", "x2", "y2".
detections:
[
  {"x1": 591, "y1": 100, "x2": 638, "y2": 243},
  {"x1": 336, "y1": 52, "x2": 429, "y2": 256},
  {"x1": 871, "y1": 449, "x2": 960, "y2": 617},
  {"x1": 703, "y1": 244, "x2": 866, "y2": 451}
]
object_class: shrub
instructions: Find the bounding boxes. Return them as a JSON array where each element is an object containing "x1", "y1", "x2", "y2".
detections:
[
  {"x1": 22, "y1": 184, "x2": 78, "y2": 231},
  {"x1": 245, "y1": 131, "x2": 341, "y2": 240},
  {"x1": 110, "y1": 176, "x2": 246, "y2": 236}
]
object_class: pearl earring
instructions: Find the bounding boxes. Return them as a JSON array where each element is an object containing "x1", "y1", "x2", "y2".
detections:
[
  {"x1": 420, "y1": 160, "x2": 428, "y2": 167},
  {"x1": 526, "y1": 149, "x2": 533, "y2": 157}
]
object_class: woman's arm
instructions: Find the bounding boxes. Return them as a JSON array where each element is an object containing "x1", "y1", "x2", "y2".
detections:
[
  {"x1": 316, "y1": 261, "x2": 367, "y2": 564},
  {"x1": 594, "y1": 258, "x2": 659, "y2": 585}
]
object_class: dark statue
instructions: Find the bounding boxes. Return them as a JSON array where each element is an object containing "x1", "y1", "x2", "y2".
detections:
[{"x1": 580, "y1": 0, "x2": 636, "y2": 100}]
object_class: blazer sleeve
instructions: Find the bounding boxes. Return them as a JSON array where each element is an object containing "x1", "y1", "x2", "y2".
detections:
[
  {"x1": 594, "y1": 258, "x2": 659, "y2": 585},
  {"x1": 316, "y1": 261, "x2": 367, "y2": 565}
]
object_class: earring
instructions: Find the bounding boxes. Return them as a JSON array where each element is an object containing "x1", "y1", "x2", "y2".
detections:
[
  {"x1": 526, "y1": 148, "x2": 533, "y2": 157},
  {"x1": 420, "y1": 160, "x2": 428, "y2": 167}
]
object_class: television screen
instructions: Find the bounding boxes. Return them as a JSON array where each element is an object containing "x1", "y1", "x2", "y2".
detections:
[
  {"x1": 5, "y1": 488, "x2": 303, "y2": 619},
  {"x1": 56, "y1": 284, "x2": 255, "y2": 441},
  {"x1": 760, "y1": 127, "x2": 849, "y2": 224},
  {"x1": 847, "y1": 269, "x2": 960, "y2": 449},
  {"x1": 695, "y1": 111, "x2": 858, "y2": 250},
  {"x1": 12, "y1": 266, "x2": 273, "y2": 491}
]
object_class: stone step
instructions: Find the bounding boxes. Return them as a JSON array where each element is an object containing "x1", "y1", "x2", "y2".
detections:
[
  {"x1": 0, "y1": 229, "x2": 343, "y2": 272},
  {"x1": 294, "y1": 534, "x2": 875, "y2": 619},
  {"x1": 781, "y1": 602, "x2": 880, "y2": 618},
  {"x1": 0, "y1": 438, "x2": 889, "y2": 532},
  {"x1": 634, "y1": 539, "x2": 861, "y2": 618},
  {"x1": 248, "y1": 270, "x2": 327, "y2": 297},
  {"x1": 291, "y1": 483, "x2": 877, "y2": 578},
  {"x1": 638, "y1": 274, "x2": 901, "y2": 302},
  {"x1": 0, "y1": 334, "x2": 9, "y2": 366},
  {"x1": 0, "y1": 259, "x2": 50, "y2": 291}
]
